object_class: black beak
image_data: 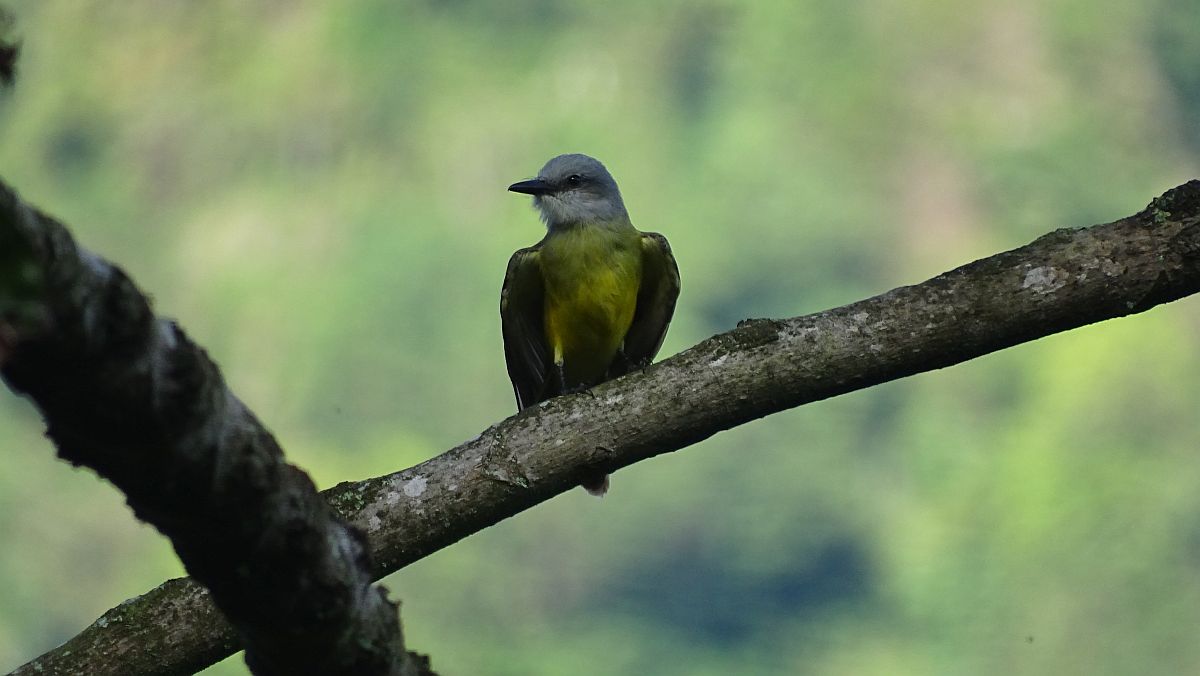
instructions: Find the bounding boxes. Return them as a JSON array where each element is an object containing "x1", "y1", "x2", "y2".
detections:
[{"x1": 508, "y1": 178, "x2": 552, "y2": 196}]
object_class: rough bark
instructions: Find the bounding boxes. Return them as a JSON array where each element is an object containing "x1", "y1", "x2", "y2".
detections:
[
  {"x1": 0, "y1": 182, "x2": 433, "y2": 675},
  {"x1": 8, "y1": 179, "x2": 1200, "y2": 675}
]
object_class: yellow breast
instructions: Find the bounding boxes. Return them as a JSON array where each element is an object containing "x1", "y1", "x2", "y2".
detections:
[{"x1": 540, "y1": 225, "x2": 643, "y2": 385}]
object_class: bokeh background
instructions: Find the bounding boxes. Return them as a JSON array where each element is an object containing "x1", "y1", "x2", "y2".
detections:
[{"x1": 2, "y1": 1, "x2": 1200, "y2": 674}]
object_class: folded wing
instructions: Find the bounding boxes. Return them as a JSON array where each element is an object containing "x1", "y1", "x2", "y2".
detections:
[
  {"x1": 615, "y1": 232, "x2": 681, "y2": 375},
  {"x1": 501, "y1": 246, "x2": 552, "y2": 410}
]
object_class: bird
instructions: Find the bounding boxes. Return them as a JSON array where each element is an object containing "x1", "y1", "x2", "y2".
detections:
[{"x1": 501, "y1": 153, "x2": 680, "y2": 496}]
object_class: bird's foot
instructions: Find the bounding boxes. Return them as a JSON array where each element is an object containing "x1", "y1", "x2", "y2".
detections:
[{"x1": 564, "y1": 383, "x2": 597, "y2": 400}]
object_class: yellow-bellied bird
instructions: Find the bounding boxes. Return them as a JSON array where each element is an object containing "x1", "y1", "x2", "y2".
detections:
[{"x1": 502, "y1": 154, "x2": 680, "y2": 496}]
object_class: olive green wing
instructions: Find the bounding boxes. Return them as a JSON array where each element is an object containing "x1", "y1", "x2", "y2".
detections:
[
  {"x1": 615, "y1": 232, "x2": 680, "y2": 375},
  {"x1": 501, "y1": 246, "x2": 551, "y2": 410}
]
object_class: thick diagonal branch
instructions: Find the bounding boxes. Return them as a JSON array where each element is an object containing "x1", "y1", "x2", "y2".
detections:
[
  {"x1": 10, "y1": 180, "x2": 1200, "y2": 676},
  {"x1": 0, "y1": 183, "x2": 432, "y2": 675}
]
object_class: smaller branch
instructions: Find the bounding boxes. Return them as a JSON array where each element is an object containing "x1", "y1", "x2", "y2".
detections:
[{"x1": 0, "y1": 182, "x2": 432, "y2": 675}]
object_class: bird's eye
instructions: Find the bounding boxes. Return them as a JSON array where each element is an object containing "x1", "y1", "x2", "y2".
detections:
[{"x1": 567, "y1": 174, "x2": 582, "y2": 186}]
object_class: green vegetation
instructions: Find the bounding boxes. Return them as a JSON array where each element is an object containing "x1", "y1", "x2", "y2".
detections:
[{"x1": 1, "y1": 2, "x2": 1197, "y2": 674}]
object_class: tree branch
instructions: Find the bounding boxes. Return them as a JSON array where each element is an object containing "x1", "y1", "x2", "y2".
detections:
[
  {"x1": 0, "y1": 182, "x2": 433, "y2": 675},
  {"x1": 9, "y1": 179, "x2": 1200, "y2": 675}
]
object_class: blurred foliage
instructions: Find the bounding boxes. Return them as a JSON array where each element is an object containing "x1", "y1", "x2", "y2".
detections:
[
  {"x1": 0, "y1": 8, "x2": 16, "y2": 87},
  {"x1": 1, "y1": 1, "x2": 1198, "y2": 675}
]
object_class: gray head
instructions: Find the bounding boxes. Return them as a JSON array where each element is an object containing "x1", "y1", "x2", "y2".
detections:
[{"x1": 508, "y1": 154, "x2": 629, "y2": 228}]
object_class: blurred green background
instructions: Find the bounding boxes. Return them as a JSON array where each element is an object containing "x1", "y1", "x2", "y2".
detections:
[{"x1": 2, "y1": 1, "x2": 1199, "y2": 674}]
